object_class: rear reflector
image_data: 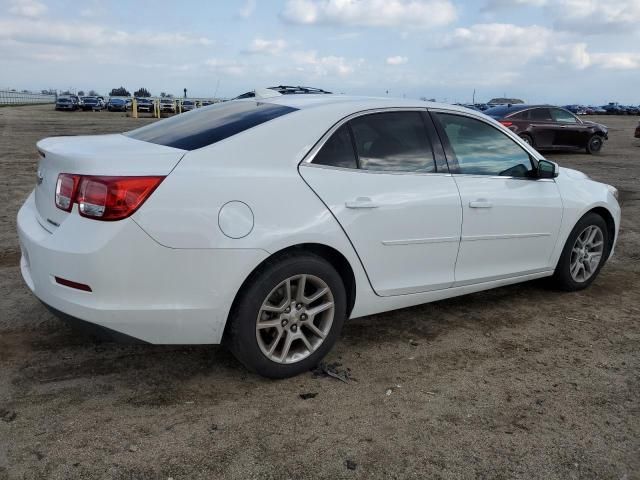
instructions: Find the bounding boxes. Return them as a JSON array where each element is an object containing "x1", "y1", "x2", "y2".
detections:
[
  {"x1": 55, "y1": 276, "x2": 92, "y2": 292},
  {"x1": 55, "y1": 173, "x2": 80, "y2": 212},
  {"x1": 55, "y1": 174, "x2": 164, "y2": 221}
]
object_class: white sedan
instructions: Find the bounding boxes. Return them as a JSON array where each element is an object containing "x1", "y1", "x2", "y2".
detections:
[{"x1": 17, "y1": 94, "x2": 620, "y2": 378}]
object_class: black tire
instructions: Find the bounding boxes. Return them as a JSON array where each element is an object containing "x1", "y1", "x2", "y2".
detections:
[
  {"x1": 552, "y1": 212, "x2": 609, "y2": 291},
  {"x1": 586, "y1": 134, "x2": 604, "y2": 154},
  {"x1": 225, "y1": 253, "x2": 347, "y2": 378},
  {"x1": 519, "y1": 133, "x2": 534, "y2": 147}
]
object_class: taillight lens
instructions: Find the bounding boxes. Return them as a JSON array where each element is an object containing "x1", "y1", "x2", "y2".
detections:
[
  {"x1": 55, "y1": 173, "x2": 80, "y2": 211},
  {"x1": 55, "y1": 174, "x2": 164, "y2": 221},
  {"x1": 499, "y1": 121, "x2": 513, "y2": 127}
]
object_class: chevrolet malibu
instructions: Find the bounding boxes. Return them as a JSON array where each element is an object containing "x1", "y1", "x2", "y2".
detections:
[{"x1": 18, "y1": 95, "x2": 621, "y2": 378}]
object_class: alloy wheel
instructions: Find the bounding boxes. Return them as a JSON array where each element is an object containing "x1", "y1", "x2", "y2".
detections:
[
  {"x1": 569, "y1": 225, "x2": 604, "y2": 282},
  {"x1": 589, "y1": 136, "x2": 602, "y2": 152},
  {"x1": 255, "y1": 274, "x2": 334, "y2": 364}
]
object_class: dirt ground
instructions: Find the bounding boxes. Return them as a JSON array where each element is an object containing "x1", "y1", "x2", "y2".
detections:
[{"x1": 0, "y1": 105, "x2": 638, "y2": 480}]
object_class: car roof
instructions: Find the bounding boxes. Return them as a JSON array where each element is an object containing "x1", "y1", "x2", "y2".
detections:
[
  {"x1": 483, "y1": 104, "x2": 559, "y2": 118},
  {"x1": 237, "y1": 94, "x2": 479, "y2": 117}
]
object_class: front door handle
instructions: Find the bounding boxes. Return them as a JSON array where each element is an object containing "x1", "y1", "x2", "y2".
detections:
[
  {"x1": 469, "y1": 199, "x2": 493, "y2": 208},
  {"x1": 345, "y1": 197, "x2": 379, "y2": 209}
]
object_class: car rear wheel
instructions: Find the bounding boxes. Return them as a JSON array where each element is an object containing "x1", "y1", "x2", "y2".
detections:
[
  {"x1": 586, "y1": 134, "x2": 603, "y2": 154},
  {"x1": 519, "y1": 133, "x2": 534, "y2": 146},
  {"x1": 552, "y1": 212, "x2": 609, "y2": 291},
  {"x1": 225, "y1": 253, "x2": 347, "y2": 378}
]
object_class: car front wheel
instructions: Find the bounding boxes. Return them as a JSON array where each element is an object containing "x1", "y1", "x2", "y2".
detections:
[
  {"x1": 225, "y1": 253, "x2": 347, "y2": 378},
  {"x1": 586, "y1": 134, "x2": 604, "y2": 154},
  {"x1": 553, "y1": 212, "x2": 609, "y2": 291}
]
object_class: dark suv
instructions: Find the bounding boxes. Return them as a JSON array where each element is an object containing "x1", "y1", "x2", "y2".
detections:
[{"x1": 484, "y1": 104, "x2": 608, "y2": 154}]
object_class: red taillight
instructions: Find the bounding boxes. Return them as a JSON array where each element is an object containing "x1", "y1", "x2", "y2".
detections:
[
  {"x1": 55, "y1": 174, "x2": 164, "y2": 221},
  {"x1": 499, "y1": 121, "x2": 513, "y2": 127},
  {"x1": 55, "y1": 173, "x2": 80, "y2": 211}
]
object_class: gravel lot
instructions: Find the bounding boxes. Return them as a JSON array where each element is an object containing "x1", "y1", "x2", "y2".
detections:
[{"x1": 1, "y1": 105, "x2": 638, "y2": 480}]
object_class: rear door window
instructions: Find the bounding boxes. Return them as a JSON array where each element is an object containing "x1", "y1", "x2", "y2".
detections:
[
  {"x1": 349, "y1": 112, "x2": 436, "y2": 172},
  {"x1": 125, "y1": 101, "x2": 297, "y2": 150},
  {"x1": 530, "y1": 108, "x2": 553, "y2": 121},
  {"x1": 313, "y1": 125, "x2": 358, "y2": 169}
]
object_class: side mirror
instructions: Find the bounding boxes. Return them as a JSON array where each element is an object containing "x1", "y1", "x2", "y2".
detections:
[{"x1": 537, "y1": 159, "x2": 558, "y2": 179}]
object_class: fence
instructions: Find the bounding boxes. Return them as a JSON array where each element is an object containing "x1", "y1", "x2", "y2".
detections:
[{"x1": 0, "y1": 90, "x2": 56, "y2": 105}]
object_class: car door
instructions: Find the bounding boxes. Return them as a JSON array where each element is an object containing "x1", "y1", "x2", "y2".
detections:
[
  {"x1": 431, "y1": 111, "x2": 563, "y2": 286},
  {"x1": 550, "y1": 107, "x2": 590, "y2": 148},
  {"x1": 299, "y1": 110, "x2": 462, "y2": 297},
  {"x1": 527, "y1": 107, "x2": 556, "y2": 148}
]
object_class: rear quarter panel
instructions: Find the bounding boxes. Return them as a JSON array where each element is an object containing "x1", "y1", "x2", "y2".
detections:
[{"x1": 132, "y1": 109, "x2": 375, "y2": 309}]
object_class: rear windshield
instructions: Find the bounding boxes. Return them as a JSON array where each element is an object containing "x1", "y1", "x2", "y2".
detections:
[{"x1": 125, "y1": 101, "x2": 297, "y2": 151}]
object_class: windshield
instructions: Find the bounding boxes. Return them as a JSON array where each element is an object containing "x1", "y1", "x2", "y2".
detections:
[{"x1": 125, "y1": 101, "x2": 298, "y2": 150}]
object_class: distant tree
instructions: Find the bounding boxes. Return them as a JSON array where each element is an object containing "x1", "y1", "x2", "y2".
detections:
[
  {"x1": 166, "y1": 93, "x2": 174, "y2": 99},
  {"x1": 109, "y1": 87, "x2": 130, "y2": 96},
  {"x1": 21, "y1": 89, "x2": 30, "y2": 93},
  {"x1": 88, "y1": 90, "x2": 98, "y2": 96},
  {"x1": 41, "y1": 89, "x2": 56, "y2": 95},
  {"x1": 160, "y1": 92, "x2": 166, "y2": 98},
  {"x1": 61, "y1": 90, "x2": 72, "y2": 95},
  {"x1": 77, "y1": 90, "x2": 85, "y2": 96},
  {"x1": 134, "y1": 87, "x2": 151, "y2": 97}
]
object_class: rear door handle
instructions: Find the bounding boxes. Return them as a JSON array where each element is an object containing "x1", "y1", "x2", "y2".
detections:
[
  {"x1": 469, "y1": 199, "x2": 493, "y2": 208},
  {"x1": 345, "y1": 197, "x2": 379, "y2": 209}
]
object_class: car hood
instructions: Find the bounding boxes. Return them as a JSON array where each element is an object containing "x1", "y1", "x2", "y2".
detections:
[
  {"x1": 582, "y1": 120, "x2": 607, "y2": 131},
  {"x1": 558, "y1": 166, "x2": 589, "y2": 180}
]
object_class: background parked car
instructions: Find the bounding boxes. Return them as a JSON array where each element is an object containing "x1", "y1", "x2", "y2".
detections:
[
  {"x1": 107, "y1": 98, "x2": 127, "y2": 112},
  {"x1": 602, "y1": 103, "x2": 626, "y2": 115},
  {"x1": 80, "y1": 97, "x2": 102, "y2": 111},
  {"x1": 564, "y1": 105, "x2": 587, "y2": 115},
  {"x1": 54, "y1": 96, "x2": 78, "y2": 111},
  {"x1": 484, "y1": 104, "x2": 608, "y2": 154},
  {"x1": 160, "y1": 98, "x2": 176, "y2": 113},
  {"x1": 182, "y1": 100, "x2": 196, "y2": 112},
  {"x1": 136, "y1": 98, "x2": 153, "y2": 113}
]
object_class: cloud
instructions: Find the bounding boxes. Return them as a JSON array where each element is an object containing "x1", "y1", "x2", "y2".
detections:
[
  {"x1": 443, "y1": 23, "x2": 552, "y2": 61},
  {"x1": 281, "y1": 0, "x2": 456, "y2": 28},
  {"x1": 444, "y1": 22, "x2": 640, "y2": 72},
  {"x1": 483, "y1": 0, "x2": 640, "y2": 34},
  {"x1": 590, "y1": 53, "x2": 640, "y2": 70},
  {"x1": 386, "y1": 56, "x2": 408, "y2": 65},
  {"x1": 205, "y1": 58, "x2": 246, "y2": 76},
  {"x1": 291, "y1": 50, "x2": 362, "y2": 77},
  {"x1": 243, "y1": 38, "x2": 287, "y2": 55},
  {"x1": 0, "y1": 18, "x2": 213, "y2": 48},
  {"x1": 551, "y1": 0, "x2": 640, "y2": 34},
  {"x1": 484, "y1": 0, "x2": 548, "y2": 9},
  {"x1": 237, "y1": 0, "x2": 256, "y2": 18},
  {"x1": 8, "y1": 0, "x2": 47, "y2": 17}
]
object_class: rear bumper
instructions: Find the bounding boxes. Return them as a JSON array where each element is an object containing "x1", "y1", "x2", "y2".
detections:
[{"x1": 17, "y1": 191, "x2": 268, "y2": 344}]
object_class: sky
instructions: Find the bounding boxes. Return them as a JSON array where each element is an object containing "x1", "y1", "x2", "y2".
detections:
[{"x1": 1, "y1": 0, "x2": 639, "y2": 104}]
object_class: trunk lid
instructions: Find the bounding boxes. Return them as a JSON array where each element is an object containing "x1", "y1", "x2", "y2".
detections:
[{"x1": 35, "y1": 134, "x2": 185, "y2": 229}]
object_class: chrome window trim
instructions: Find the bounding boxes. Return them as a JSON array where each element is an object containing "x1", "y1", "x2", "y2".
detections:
[{"x1": 301, "y1": 162, "x2": 453, "y2": 177}]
